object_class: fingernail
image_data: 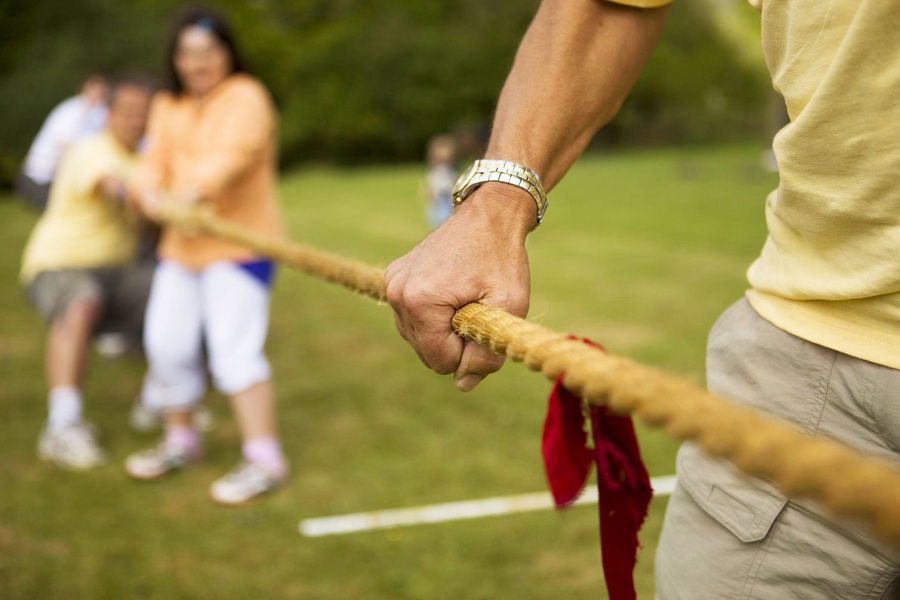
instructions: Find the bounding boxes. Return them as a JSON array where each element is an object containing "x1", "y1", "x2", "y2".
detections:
[{"x1": 455, "y1": 374, "x2": 484, "y2": 392}]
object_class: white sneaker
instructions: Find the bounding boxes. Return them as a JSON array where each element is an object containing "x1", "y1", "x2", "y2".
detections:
[
  {"x1": 38, "y1": 422, "x2": 106, "y2": 470},
  {"x1": 210, "y1": 461, "x2": 286, "y2": 505},
  {"x1": 128, "y1": 400, "x2": 163, "y2": 432},
  {"x1": 192, "y1": 406, "x2": 215, "y2": 432},
  {"x1": 128, "y1": 400, "x2": 215, "y2": 433},
  {"x1": 94, "y1": 332, "x2": 133, "y2": 358},
  {"x1": 125, "y1": 442, "x2": 200, "y2": 480}
]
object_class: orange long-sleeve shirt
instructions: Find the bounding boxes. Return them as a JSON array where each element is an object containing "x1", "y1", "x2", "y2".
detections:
[{"x1": 134, "y1": 74, "x2": 285, "y2": 269}]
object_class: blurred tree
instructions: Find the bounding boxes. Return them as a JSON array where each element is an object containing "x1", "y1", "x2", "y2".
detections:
[
  {"x1": 0, "y1": 0, "x2": 768, "y2": 187},
  {"x1": 607, "y1": 0, "x2": 769, "y2": 145}
]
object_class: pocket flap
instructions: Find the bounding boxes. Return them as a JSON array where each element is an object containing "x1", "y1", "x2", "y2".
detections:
[{"x1": 677, "y1": 443, "x2": 788, "y2": 543}]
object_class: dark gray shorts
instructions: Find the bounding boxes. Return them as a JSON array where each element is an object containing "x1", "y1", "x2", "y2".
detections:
[
  {"x1": 26, "y1": 264, "x2": 154, "y2": 339},
  {"x1": 655, "y1": 299, "x2": 900, "y2": 599}
]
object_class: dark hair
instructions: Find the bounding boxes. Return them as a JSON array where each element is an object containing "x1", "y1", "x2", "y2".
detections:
[
  {"x1": 107, "y1": 72, "x2": 158, "y2": 106},
  {"x1": 163, "y1": 5, "x2": 247, "y2": 95}
]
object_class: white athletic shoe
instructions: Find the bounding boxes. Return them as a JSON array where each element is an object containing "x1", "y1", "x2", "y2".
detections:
[
  {"x1": 128, "y1": 400, "x2": 163, "y2": 432},
  {"x1": 125, "y1": 442, "x2": 200, "y2": 480},
  {"x1": 38, "y1": 422, "x2": 106, "y2": 470},
  {"x1": 210, "y1": 461, "x2": 286, "y2": 505},
  {"x1": 191, "y1": 406, "x2": 214, "y2": 432},
  {"x1": 128, "y1": 400, "x2": 215, "y2": 433},
  {"x1": 94, "y1": 332, "x2": 133, "y2": 358}
]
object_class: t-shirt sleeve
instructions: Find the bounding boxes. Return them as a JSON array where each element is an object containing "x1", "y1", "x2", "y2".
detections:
[
  {"x1": 606, "y1": 0, "x2": 673, "y2": 7},
  {"x1": 64, "y1": 138, "x2": 118, "y2": 200}
]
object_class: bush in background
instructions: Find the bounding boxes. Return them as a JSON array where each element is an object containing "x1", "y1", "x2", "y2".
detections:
[{"x1": 0, "y1": 0, "x2": 769, "y2": 187}]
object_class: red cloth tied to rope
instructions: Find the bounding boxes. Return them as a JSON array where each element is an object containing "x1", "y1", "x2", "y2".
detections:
[{"x1": 541, "y1": 339, "x2": 653, "y2": 600}]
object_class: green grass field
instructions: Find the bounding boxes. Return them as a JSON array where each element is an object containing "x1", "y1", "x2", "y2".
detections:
[{"x1": 0, "y1": 142, "x2": 775, "y2": 599}]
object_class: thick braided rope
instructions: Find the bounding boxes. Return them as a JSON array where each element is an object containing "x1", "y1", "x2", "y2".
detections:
[{"x1": 160, "y1": 205, "x2": 900, "y2": 545}]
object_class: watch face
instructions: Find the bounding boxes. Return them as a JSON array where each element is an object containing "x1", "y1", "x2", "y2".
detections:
[{"x1": 452, "y1": 162, "x2": 480, "y2": 200}]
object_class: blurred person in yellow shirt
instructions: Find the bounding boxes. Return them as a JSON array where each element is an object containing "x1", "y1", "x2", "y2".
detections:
[{"x1": 21, "y1": 74, "x2": 156, "y2": 470}]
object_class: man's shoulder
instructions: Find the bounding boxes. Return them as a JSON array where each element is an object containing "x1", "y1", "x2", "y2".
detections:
[
  {"x1": 47, "y1": 96, "x2": 84, "y2": 120},
  {"x1": 36, "y1": 96, "x2": 85, "y2": 137}
]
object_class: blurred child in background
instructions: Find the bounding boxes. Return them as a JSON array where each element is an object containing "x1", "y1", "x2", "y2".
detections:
[{"x1": 421, "y1": 134, "x2": 458, "y2": 230}]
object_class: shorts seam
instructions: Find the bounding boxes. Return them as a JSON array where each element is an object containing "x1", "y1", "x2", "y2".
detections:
[
  {"x1": 738, "y1": 506, "x2": 780, "y2": 600},
  {"x1": 862, "y1": 368, "x2": 895, "y2": 454},
  {"x1": 866, "y1": 568, "x2": 899, "y2": 600},
  {"x1": 804, "y1": 349, "x2": 836, "y2": 436}
]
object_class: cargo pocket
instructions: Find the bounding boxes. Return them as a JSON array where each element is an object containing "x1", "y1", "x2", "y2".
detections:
[{"x1": 677, "y1": 442, "x2": 787, "y2": 543}]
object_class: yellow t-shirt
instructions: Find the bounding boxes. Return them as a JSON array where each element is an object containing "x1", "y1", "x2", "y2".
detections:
[
  {"x1": 20, "y1": 131, "x2": 141, "y2": 283},
  {"x1": 743, "y1": 0, "x2": 900, "y2": 369}
]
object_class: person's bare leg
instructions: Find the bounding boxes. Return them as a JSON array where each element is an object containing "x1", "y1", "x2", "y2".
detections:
[
  {"x1": 39, "y1": 296, "x2": 106, "y2": 469},
  {"x1": 230, "y1": 379, "x2": 276, "y2": 440},
  {"x1": 44, "y1": 297, "x2": 100, "y2": 429},
  {"x1": 165, "y1": 409, "x2": 193, "y2": 429},
  {"x1": 229, "y1": 379, "x2": 287, "y2": 477},
  {"x1": 46, "y1": 297, "x2": 101, "y2": 389},
  {"x1": 162, "y1": 408, "x2": 200, "y2": 456},
  {"x1": 208, "y1": 380, "x2": 286, "y2": 503}
]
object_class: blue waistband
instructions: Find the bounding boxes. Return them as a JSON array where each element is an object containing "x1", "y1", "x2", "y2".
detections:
[{"x1": 237, "y1": 259, "x2": 275, "y2": 286}]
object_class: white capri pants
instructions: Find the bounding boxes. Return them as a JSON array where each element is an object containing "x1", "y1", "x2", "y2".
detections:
[{"x1": 141, "y1": 260, "x2": 273, "y2": 411}]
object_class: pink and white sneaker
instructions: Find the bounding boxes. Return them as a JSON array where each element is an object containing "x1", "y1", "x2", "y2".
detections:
[
  {"x1": 125, "y1": 441, "x2": 201, "y2": 480},
  {"x1": 210, "y1": 461, "x2": 287, "y2": 505}
]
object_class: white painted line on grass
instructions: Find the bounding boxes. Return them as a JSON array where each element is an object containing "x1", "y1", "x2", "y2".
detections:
[{"x1": 299, "y1": 474, "x2": 677, "y2": 537}]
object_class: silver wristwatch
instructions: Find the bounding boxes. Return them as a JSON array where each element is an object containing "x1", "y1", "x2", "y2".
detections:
[{"x1": 451, "y1": 159, "x2": 548, "y2": 227}]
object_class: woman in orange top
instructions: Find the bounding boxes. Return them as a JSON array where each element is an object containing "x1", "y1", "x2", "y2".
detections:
[{"x1": 126, "y1": 7, "x2": 288, "y2": 505}]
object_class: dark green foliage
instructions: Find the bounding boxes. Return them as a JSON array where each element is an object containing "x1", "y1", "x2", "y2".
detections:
[{"x1": 0, "y1": 0, "x2": 769, "y2": 186}]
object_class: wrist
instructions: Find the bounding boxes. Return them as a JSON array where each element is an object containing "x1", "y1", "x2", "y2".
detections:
[
  {"x1": 454, "y1": 182, "x2": 536, "y2": 240},
  {"x1": 452, "y1": 159, "x2": 548, "y2": 229}
]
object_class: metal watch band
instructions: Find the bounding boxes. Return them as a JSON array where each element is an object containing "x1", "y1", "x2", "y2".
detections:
[{"x1": 452, "y1": 159, "x2": 549, "y2": 227}]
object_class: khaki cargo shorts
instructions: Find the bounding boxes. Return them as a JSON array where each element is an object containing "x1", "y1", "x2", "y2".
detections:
[
  {"x1": 655, "y1": 299, "x2": 900, "y2": 600},
  {"x1": 26, "y1": 264, "x2": 154, "y2": 339}
]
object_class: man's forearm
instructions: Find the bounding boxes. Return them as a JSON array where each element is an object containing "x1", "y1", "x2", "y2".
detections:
[
  {"x1": 384, "y1": 0, "x2": 669, "y2": 390},
  {"x1": 486, "y1": 0, "x2": 668, "y2": 190}
]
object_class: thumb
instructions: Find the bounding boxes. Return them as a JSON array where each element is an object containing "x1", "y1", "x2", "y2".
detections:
[{"x1": 454, "y1": 339, "x2": 506, "y2": 392}]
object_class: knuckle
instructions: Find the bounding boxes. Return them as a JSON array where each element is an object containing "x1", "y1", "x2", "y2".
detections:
[
  {"x1": 384, "y1": 279, "x2": 434, "y2": 316},
  {"x1": 398, "y1": 284, "x2": 434, "y2": 314},
  {"x1": 404, "y1": 292, "x2": 432, "y2": 314},
  {"x1": 508, "y1": 290, "x2": 530, "y2": 316},
  {"x1": 384, "y1": 280, "x2": 403, "y2": 308}
]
